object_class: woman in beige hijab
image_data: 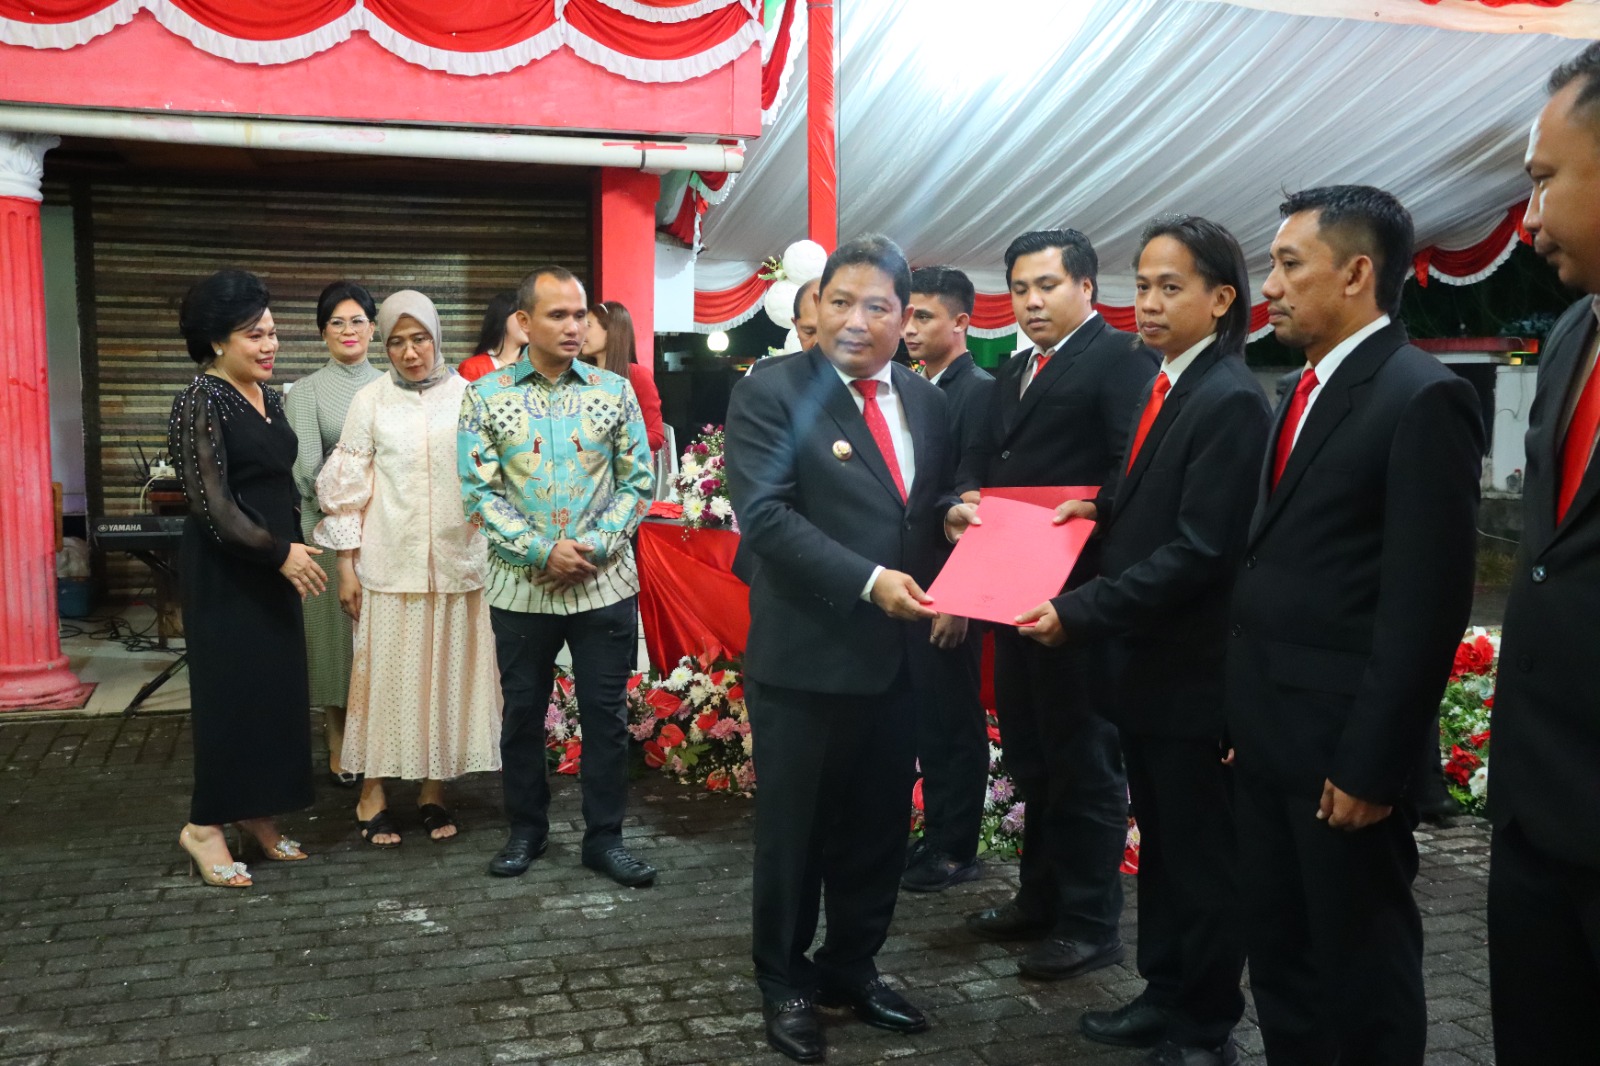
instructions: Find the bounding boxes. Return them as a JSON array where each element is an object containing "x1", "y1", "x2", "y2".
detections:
[{"x1": 315, "y1": 291, "x2": 501, "y2": 846}]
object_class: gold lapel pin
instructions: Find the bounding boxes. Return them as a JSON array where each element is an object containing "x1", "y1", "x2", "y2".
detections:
[{"x1": 832, "y1": 440, "x2": 853, "y2": 461}]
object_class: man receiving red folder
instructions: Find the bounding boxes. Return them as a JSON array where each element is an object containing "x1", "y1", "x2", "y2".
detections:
[{"x1": 1015, "y1": 218, "x2": 1270, "y2": 1066}]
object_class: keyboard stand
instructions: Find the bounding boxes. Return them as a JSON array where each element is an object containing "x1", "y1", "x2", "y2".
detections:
[{"x1": 123, "y1": 654, "x2": 187, "y2": 718}]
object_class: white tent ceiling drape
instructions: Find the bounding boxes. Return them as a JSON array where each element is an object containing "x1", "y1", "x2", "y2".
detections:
[{"x1": 691, "y1": 0, "x2": 1592, "y2": 332}]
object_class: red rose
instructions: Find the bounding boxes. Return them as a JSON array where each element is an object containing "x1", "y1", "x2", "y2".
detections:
[
  {"x1": 659, "y1": 723, "x2": 686, "y2": 748},
  {"x1": 1469, "y1": 729, "x2": 1491, "y2": 748},
  {"x1": 696, "y1": 710, "x2": 719, "y2": 732},
  {"x1": 646, "y1": 688, "x2": 682, "y2": 719},
  {"x1": 1483, "y1": 695, "x2": 1495, "y2": 710},
  {"x1": 643, "y1": 741, "x2": 665, "y2": 769},
  {"x1": 1444, "y1": 744, "x2": 1482, "y2": 785}
]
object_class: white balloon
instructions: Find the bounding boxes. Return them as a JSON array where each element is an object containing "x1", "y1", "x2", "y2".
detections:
[
  {"x1": 781, "y1": 240, "x2": 829, "y2": 284},
  {"x1": 781, "y1": 327, "x2": 801, "y2": 354},
  {"x1": 763, "y1": 279, "x2": 800, "y2": 330}
]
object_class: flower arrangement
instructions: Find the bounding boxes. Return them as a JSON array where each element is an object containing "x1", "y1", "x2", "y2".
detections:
[
  {"x1": 628, "y1": 653, "x2": 756, "y2": 793},
  {"x1": 544, "y1": 673, "x2": 582, "y2": 775},
  {"x1": 673, "y1": 425, "x2": 735, "y2": 530},
  {"x1": 1438, "y1": 628, "x2": 1497, "y2": 814}
]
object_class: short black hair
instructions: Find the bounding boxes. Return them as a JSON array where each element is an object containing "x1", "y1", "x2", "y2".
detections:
[
  {"x1": 473, "y1": 291, "x2": 520, "y2": 354},
  {"x1": 818, "y1": 234, "x2": 911, "y2": 310},
  {"x1": 178, "y1": 269, "x2": 270, "y2": 366},
  {"x1": 516, "y1": 266, "x2": 582, "y2": 314},
  {"x1": 1280, "y1": 185, "x2": 1414, "y2": 316},
  {"x1": 909, "y1": 265, "x2": 976, "y2": 318},
  {"x1": 1004, "y1": 229, "x2": 1099, "y2": 301},
  {"x1": 1134, "y1": 215, "x2": 1252, "y2": 352},
  {"x1": 315, "y1": 280, "x2": 377, "y2": 333},
  {"x1": 792, "y1": 277, "x2": 820, "y2": 320},
  {"x1": 1549, "y1": 41, "x2": 1600, "y2": 124}
]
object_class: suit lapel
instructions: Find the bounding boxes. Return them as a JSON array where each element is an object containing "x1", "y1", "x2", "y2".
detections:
[
  {"x1": 813, "y1": 352, "x2": 904, "y2": 507},
  {"x1": 1121, "y1": 342, "x2": 1224, "y2": 499},
  {"x1": 1003, "y1": 316, "x2": 1106, "y2": 445},
  {"x1": 1249, "y1": 324, "x2": 1403, "y2": 546},
  {"x1": 997, "y1": 350, "x2": 1029, "y2": 437},
  {"x1": 1540, "y1": 311, "x2": 1600, "y2": 552},
  {"x1": 1248, "y1": 386, "x2": 1295, "y2": 544}
]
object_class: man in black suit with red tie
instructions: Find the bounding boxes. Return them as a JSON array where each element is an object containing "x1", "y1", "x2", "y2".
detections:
[
  {"x1": 725, "y1": 235, "x2": 956, "y2": 1063},
  {"x1": 1017, "y1": 216, "x2": 1269, "y2": 1066},
  {"x1": 952, "y1": 230, "x2": 1157, "y2": 980},
  {"x1": 1226, "y1": 186, "x2": 1482, "y2": 1065},
  {"x1": 901, "y1": 265, "x2": 996, "y2": 893},
  {"x1": 1489, "y1": 44, "x2": 1600, "y2": 1064}
]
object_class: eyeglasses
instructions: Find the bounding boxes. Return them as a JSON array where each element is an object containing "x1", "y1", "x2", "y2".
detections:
[
  {"x1": 327, "y1": 317, "x2": 371, "y2": 332},
  {"x1": 386, "y1": 334, "x2": 435, "y2": 353}
]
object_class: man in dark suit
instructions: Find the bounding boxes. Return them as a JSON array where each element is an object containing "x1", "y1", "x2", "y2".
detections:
[
  {"x1": 725, "y1": 235, "x2": 956, "y2": 1063},
  {"x1": 901, "y1": 266, "x2": 996, "y2": 893},
  {"x1": 1017, "y1": 216, "x2": 1269, "y2": 1066},
  {"x1": 1489, "y1": 44, "x2": 1600, "y2": 1064},
  {"x1": 1226, "y1": 186, "x2": 1482, "y2": 1065},
  {"x1": 952, "y1": 229, "x2": 1157, "y2": 980}
]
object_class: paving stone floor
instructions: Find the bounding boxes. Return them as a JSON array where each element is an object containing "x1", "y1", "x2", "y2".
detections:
[{"x1": 0, "y1": 713, "x2": 1494, "y2": 1065}]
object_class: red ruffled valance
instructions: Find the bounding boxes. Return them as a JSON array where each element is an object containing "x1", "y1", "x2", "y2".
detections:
[
  {"x1": 1412, "y1": 201, "x2": 1531, "y2": 287},
  {"x1": 693, "y1": 270, "x2": 770, "y2": 331},
  {"x1": 0, "y1": 0, "x2": 760, "y2": 80}
]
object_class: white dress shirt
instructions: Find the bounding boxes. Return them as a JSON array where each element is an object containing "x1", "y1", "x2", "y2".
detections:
[
  {"x1": 833, "y1": 362, "x2": 916, "y2": 601},
  {"x1": 1021, "y1": 312, "x2": 1099, "y2": 396},
  {"x1": 1291, "y1": 314, "x2": 1391, "y2": 450},
  {"x1": 1158, "y1": 333, "x2": 1214, "y2": 387}
]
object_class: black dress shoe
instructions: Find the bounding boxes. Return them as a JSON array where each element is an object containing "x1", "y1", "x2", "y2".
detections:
[
  {"x1": 487, "y1": 835, "x2": 547, "y2": 877},
  {"x1": 965, "y1": 900, "x2": 1050, "y2": 941},
  {"x1": 1080, "y1": 998, "x2": 1175, "y2": 1047},
  {"x1": 901, "y1": 852, "x2": 982, "y2": 893},
  {"x1": 763, "y1": 997, "x2": 824, "y2": 1063},
  {"x1": 816, "y1": 977, "x2": 928, "y2": 1034},
  {"x1": 1140, "y1": 1037, "x2": 1239, "y2": 1066},
  {"x1": 582, "y1": 846, "x2": 657, "y2": 887},
  {"x1": 1018, "y1": 935, "x2": 1124, "y2": 980}
]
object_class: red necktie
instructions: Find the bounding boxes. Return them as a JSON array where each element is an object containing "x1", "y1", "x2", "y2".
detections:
[
  {"x1": 1558, "y1": 357, "x2": 1600, "y2": 522},
  {"x1": 1272, "y1": 368, "x2": 1319, "y2": 490},
  {"x1": 1023, "y1": 347, "x2": 1055, "y2": 393},
  {"x1": 1125, "y1": 371, "x2": 1172, "y2": 474},
  {"x1": 852, "y1": 379, "x2": 907, "y2": 502}
]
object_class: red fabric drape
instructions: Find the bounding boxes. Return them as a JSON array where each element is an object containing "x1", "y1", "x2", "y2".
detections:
[
  {"x1": 760, "y1": 0, "x2": 797, "y2": 110},
  {"x1": 637, "y1": 522, "x2": 750, "y2": 670},
  {"x1": 366, "y1": 0, "x2": 556, "y2": 50},
  {"x1": 693, "y1": 269, "x2": 769, "y2": 324},
  {"x1": 806, "y1": 0, "x2": 837, "y2": 250},
  {"x1": 0, "y1": 0, "x2": 119, "y2": 20},
  {"x1": 970, "y1": 291, "x2": 1014, "y2": 330},
  {"x1": 1412, "y1": 200, "x2": 1530, "y2": 287},
  {"x1": 662, "y1": 186, "x2": 708, "y2": 245},
  {"x1": 565, "y1": 0, "x2": 751, "y2": 59},
  {"x1": 1419, "y1": 0, "x2": 1569, "y2": 6}
]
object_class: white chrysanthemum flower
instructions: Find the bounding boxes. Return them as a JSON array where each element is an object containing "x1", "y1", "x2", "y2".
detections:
[
  {"x1": 709, "y1": 497, "x2": 733, "y2": 519},
  {"x1": 689, "y1": 682, "x2": 710, "y2": 704},
  {"x1": 667, "y1": 666, "x2": 693, "y2": 688},
  {"x1": 681, "y1": 457, "x2": 701, "y2": 478},
  {"x1": 1470, "y1": 764, "x2": 1489, "y2": 800},
  {"x1": 685, "y1": 498, "x2": 705, "y2": 520},
  {"x1": 742, "y1": 734, "x2": 754, "y2": 755}
]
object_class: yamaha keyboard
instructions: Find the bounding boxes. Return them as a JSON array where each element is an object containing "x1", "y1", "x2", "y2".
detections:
[{"x1": 91, "y1": 514, "x2": 185, "y2": 552}]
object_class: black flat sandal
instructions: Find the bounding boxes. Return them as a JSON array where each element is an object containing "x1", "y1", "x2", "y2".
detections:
[
  {"x1": 356, "y1": 808, "x2": 402, "y2": 848},
  {"x1": 418, "y1": 803, "x2": 457, "y2": 843}
]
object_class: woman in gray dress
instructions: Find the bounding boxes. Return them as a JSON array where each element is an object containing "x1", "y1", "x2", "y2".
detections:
[{"x1": 285, "y1": 281, "x2": 385, "y2": 786}]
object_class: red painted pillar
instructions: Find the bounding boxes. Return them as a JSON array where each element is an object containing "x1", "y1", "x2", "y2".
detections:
[
  {"x1": 593, "y1": 168, "x2": 662, "y2": 368},
  {"x1": 0, "y1": 131, "x2": 84, "y2": 711},
  {"x1": 807, "y1": 0, "x2": 837, "y2": 251}
]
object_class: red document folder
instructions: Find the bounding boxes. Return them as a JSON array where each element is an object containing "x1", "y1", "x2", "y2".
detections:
[
  {"x1": 982, "y1": 485, "x2": 1099, "y2": 508},
  {"x1": 927, "y1": 495, "x2": 1095, "y2": 626}
]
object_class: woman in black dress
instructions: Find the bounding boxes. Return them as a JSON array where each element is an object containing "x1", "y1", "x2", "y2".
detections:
[{"x1": 169, "y1": 270, "x2": 327, "y2": 887}]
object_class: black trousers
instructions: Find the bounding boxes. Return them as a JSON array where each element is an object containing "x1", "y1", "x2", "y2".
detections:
[
  {"x1": 1489, "y1": 819, "x2": 1600, "y2": 1065},
  {"x1": 991, "y1": 628, "x2": 1126, "y2": 942},
  {"x1": 912, "y1": 626, "x2": 989, "y2": 863},
  {"x1": 491, "y1": 599, "x2": 636, "y2": 859},
  {"x1": 1234, "y1": 770, "x2": 1425, "y2": 1066},
  {"x1": 1122, "y1": 732, "x2": 1245, "y2": 1045},
  {"x1": 746, "y1": 674, "x2": 917, "y2": 1002}
]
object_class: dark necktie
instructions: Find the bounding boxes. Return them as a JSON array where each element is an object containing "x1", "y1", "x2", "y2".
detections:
[
  {"x1": 852, "y1": 379, "x2": 907, "y2": 502},
  {"x1": 1558, "y1": 354, "x2": 1600, "y2": 522},
  {"x1": 1272, "y1": 368, "x2": 1319, "y2": 490}
]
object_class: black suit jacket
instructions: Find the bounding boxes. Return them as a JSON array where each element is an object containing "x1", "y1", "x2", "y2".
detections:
[
  {"x1": 726, "y1": 349, "x2": 955, "y2": 695},
  {"x1": 1225, "y1": 322, "x2": 1483, "y2": 804},
  {"x1": 933, "y1": 353, "x2": 996, "y2": 466},
  {"x1": 1051, "y1": 341, "x2": 1270, "y2": 736},
  {"x1": 1492, "y1": 296, "x2": 1600, "y2": 868}
]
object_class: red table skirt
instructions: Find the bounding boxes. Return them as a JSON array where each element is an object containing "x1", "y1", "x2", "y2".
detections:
[
  {"x1": 635, "y1": 519, "x2": 997, "y2": 703},
  {"x1": 636, "y1": 521, "x2": 751, "y2": 671}
]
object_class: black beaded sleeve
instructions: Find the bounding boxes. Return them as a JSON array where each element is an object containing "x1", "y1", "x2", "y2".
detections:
[{"x1": 168, "y1": 379, "x2": 291, "y2": 569}]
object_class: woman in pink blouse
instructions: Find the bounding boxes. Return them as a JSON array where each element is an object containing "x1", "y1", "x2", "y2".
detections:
[
  {"x1": 581, "y1": 301, "x2": 666, "y2": 455},
  {"x1": 315, "y1": 290, "x2": 501, "y2": 847}
]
